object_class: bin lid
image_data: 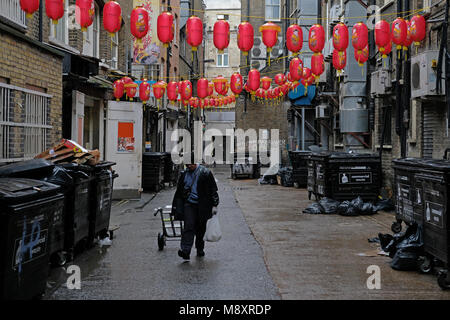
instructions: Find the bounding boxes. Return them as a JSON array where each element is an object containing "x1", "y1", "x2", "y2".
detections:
[
  {"x1": 0, "y1": 178, "x2": 61, "y2": 204},
  {"x1": 329, "y1": 152, "x2": 380, "y2": 160},
  {"x1": 0, "y1": 159, "x2": 54, "y2": 179},
  {"x1": 143, "y1": 152, "x2": 166, "y2": 157},
  {"x1": 392, "y1": 158, "x2": 430, "y2": 168}
]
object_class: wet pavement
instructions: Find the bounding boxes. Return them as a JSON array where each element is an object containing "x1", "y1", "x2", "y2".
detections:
[
  {"x1": 230, "y1": 177, "x2": 450, "y2": 300},
  {"x1": 45, "y1": 166, "x2": 450, "y2": 300},
  {"x1": 44, "y1": 167, "x2": 280, "y2": 300}
]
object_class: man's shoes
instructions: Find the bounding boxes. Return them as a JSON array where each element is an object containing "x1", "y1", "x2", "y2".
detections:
[
  {"x1": 197, "y1": 249, "x2": 205, "y2": 257},
  {"x1": 178, "y1": 250, "x2": 190, "y2": 260}
]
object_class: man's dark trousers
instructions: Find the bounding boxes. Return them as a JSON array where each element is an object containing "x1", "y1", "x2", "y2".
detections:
[{"x1": 181, "y1": 202, "x2": 207, "y2": 254}]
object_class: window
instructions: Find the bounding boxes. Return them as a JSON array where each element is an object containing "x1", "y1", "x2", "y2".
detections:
[
  {"x1": 82, "y1": 3, "x2": 100, "y2": 58},
  {"x1": 0, "y1": 0, "x2": 26, "y2": 28},
  {"x1": 217, "y1": 48, "x2": 229, "y2": 67},
  {"x1": 0, "y1": 83, "x2": 52, "y2": 161},
  {"x1": 265, "y1": 0, "x2": 281, "y2": 21},
  {"x1": 50, "y1": 0, "x2": 69, "y2": 44},
  {"x1": 217, "y1": 14, "x2": 229, "y2": 20},
  {"x1": 111, "y1": 33, "x2": 119, "y2": 69}
]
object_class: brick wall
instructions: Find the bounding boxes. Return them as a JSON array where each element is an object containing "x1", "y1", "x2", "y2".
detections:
[{"x1": 0, "y1": 6, "x2": 63, "y2": 160}]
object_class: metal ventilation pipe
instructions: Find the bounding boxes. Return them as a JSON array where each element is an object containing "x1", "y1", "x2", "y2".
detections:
[{"x1": 340, "y1": 1, "x2": 368, "y2": 151}]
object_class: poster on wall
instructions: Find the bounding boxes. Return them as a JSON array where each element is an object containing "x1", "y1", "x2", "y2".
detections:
[
  {"x1": 133, "y1": 0, "x2": 160, "y2": 65},
  {"x1": 118, "y1": 122, "x2": 135, "y2": 153}
]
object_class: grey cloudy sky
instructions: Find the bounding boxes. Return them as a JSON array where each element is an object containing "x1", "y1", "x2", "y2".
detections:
[{"x1": 204, "y1": 0, "x2": 241, "y2": 10}]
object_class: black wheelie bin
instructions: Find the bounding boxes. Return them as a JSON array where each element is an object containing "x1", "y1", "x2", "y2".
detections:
[
  {"x1": 392, "y1": 158, "x2": 428, "y2": 233},
  {"x1": 0, "y1": 178, "x2": 64, "y2": 300},
  {"x1": 88, "y1": 162, "x2": 118, "y2": 244},
  {"x1": 289, "y1": 151, "x2": 311, "y2": 188},
  {"x1": 57, "y1": 164, "x2": 95, "y2": 259},
  {"x1": 142, "y1": 152, "x2": 165, "y2": 192}
]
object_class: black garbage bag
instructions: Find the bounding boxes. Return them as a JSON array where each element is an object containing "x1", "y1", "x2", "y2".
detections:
[
  {"x1": 337, "y1": 201, "x2": 354, "y2": 216},
  {"x1": 360, "y1": 202, "x2": 377, "y2": 216},
  {"x1": 44, "y1": 166, "x2": 74, "y2": 191},
  {"x1": 303, "y1": 202, "x2": 325, "y2": 214},
  {"x1": 374, "y1": 198, "x2": 395, "y2": 212},
  {"x1": 350, "y1": 197, "x2": 364, "y2": 212},
  {"x1": 318, "y1": 198, "x2": 341, "y2": 215},
  {"x1": 390, "y1": 224, "x2": 424, "y2": 271}
]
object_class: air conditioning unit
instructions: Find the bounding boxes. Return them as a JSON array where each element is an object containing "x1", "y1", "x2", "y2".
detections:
[
  {"x1": 316, "y1": 104, "x2": 330, "y2": 119},
  {"x1": 370, "y1": 69, "x2": 392, "y2": 96},
  {"x1": 250, "y1": 36, "x2": 283, "y2": 71},
  {"x1": 330, "y1": 4, "x2": 342, "y2": 25},
  {"x1": 411, "y1": 50, "x2": 446, "y2": 99}
]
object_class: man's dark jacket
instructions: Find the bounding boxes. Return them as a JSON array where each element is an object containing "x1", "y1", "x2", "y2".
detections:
[{"x1": 172, "y1": 166, "x2": 219, "y2": 220}]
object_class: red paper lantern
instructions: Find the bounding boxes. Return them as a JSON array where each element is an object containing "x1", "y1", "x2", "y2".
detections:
[
  {"x1": 352, "y1": 22, "x2": 368, "y2": 54},
  {"x1": 113, "y1": 79, "x2": 124, "y2": 101},
  {"x1": 230, "y1": 73, "x2": 243, "y2": 97},
  {"x1": 208, "y1": 82, "x2": 214, "y2": 97},
  {"x1": 124, "y1": 81, "x2": 138, "y2": 101},
  {"x1": 187, "y1": 16, "x2": 203, "y2": 52},
  {"x1": 289, "y1": 57, "x2": 303, "y2": 82},
  {"x1": 237, "y1": 22, "x2": 254, "y2": 56},
  {"x1": 404, "y1": 20, "x2": 413, "y2": 50},
  {"x1": 392, "y1": 18, "x2": 407, "y2": 51},
  {"x1": 281, "y1": 83, "x2": 290, "y2": 96},
  {"x1": 153, "y1": 81, "x2": 166, "y2": 100},
  {"x1": 274, "y1": 73, "x2": 286, "y2": 86},
  {"x1": 131, "y1": 7, "x2": 149, "y2": 42},
  {"x1": 410, "y1": 15, "x2": 426, "y2": 46},
  {"x1": 375, "y1": 20, "x2": 391, "y2": 57},
  {"x1": 255, "y1": 88, "x2": 265, "y2": 99},
  {"x1": 247, "y1": 69, "x2": 261, "y2": 92},
  {"x1": 76, "y1": 0, "x2": 94, "y2": 32},
  {"x1": 46, "y1": 0, "x2": 64, "y2": 25},
  {"x1": 139, "y1": 81, "x2": 151, "y2": 104},
  {"x1": 157, "y1": 12, "x2": 174, "y2": 48},
  {"x1": 384, "y1": 40, "x2": 392, "y2": 56},
  {"x1": 259, "y1": 22, "x2": 281, "y2": 52},
  {"x1": 311, "y1": 53, "x2": 324, "y2": 83},
  {"x1": 214, "y1": 19, "x2": 230, "y2": 54},
  {"x1": 197, "y1": 78, "x2": 209, "y2": 99},
  {"x1": 333, "y1": 49, "x2": 347, "y2": 76},
  {"x1": 204, "y1": 98, "x2": 210, "y2": 108},
  {"x1": 103, "y1": 1, "x2": 122, "y2": 36},
  {"x1": 287, "y1": 24, "x2": 303, "y2": 54},
  {"x1": 309, "y1": 24, "x2": 325, "y2": 53},
  {"x1": 287, "y1": 72, "x2": 293, "y2": 83},
  {"x1": 20, "y1": 0, "x2": 40, "y2": 18},
  {"x1": 180, "y1": 80, "x2": 193, "y2": 101},
  {"x1": 333, "y1": 23, "x2": 349, "y2": 52},
  {"x1": 189, "y1": 97, "x2": 196, "y2": 108},
  {"x1": 261, "y1": 77, "x2": 272, "y2": 90},
  {"x1": 167, "y1": 81, "x2": 179, "y2": 103},
  {"x1": 213, "y1": 76, "x2": 227, "y2": 95},
  {"x1": 273, "y1": 87, "x2": 281, "y2": 98},
  {"x1": 354, "y1": 45, "x2": 369, "y2": 66}
]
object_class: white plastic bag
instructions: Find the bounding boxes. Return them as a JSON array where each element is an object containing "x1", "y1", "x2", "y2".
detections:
[{"x1": 203, "y1": 215, "x2": 222, "y2": 242}]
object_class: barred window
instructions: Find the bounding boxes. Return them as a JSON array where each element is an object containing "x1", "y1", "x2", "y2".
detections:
[
  {"x1": 0, "y1": 84, "x2": 52, "y2": 162},
  {"x1": 0, "y1": 0, "x2": 27, "y2": 28}
]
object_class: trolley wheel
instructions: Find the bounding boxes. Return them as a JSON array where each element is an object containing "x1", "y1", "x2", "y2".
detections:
[
  {"x1": 419, "y1": 256, "x2": 433, "y2": 274},
  {"x1": 158, "y1": 233, "x2": 165, "y2": 251},
  {"x1": 391, "y1": 221, "x2": 402, "y2": 234},
  {"x1": 437, "y1": 270, "x2": 450, "y2": 290}
]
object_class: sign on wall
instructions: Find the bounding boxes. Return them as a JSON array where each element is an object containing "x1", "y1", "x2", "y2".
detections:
[{"x1": 133, "y1": 0, "x2": 161, "y2": 65}]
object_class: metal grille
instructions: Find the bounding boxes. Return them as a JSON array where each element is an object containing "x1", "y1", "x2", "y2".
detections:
[
  {"x1": 0, "y1": 84, "x2": 52, "y2": 162},
  {"x1": 0, "y1": 0, "x2": 27, "y2": 28}
]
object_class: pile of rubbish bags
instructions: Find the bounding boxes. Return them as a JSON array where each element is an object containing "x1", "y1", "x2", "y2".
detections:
[
  {"x1": 258, "y1": 165, "x2": 294, "y2": 187},
  {"x1": 377, "y1": 223, "x2": 424, "y2": 271},
  {"x1": 303, "y1": 196, "x2": 395, "y2": 216}
]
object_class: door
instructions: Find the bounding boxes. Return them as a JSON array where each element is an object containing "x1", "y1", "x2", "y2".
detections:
[{"x1": 105, "y1": 101, "x2": 143, "y2": 199}]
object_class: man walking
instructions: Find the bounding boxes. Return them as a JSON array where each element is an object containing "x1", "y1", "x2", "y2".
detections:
[{"x1": 172, "y1": 155, "x2": 219, "y2": 260}]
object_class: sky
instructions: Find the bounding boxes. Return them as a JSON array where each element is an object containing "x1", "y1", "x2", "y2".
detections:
[{"x1": 204, "y1": 0, "x2": 241, "y2": 10}]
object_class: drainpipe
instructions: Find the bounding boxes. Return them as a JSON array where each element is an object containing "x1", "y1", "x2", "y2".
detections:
[
  {"x1": 394, "y1": 0, "x2": 405, "y2": 157},
  {"x1": 401, "y1": 0, "x2": 410, "y2": 158},
  {"x1": 39, "y1": 0, "x2": 43, "y2": 42}
]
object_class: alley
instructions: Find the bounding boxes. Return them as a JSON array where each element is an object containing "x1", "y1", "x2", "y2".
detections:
[
  {"x1": 45, "y1": 167, "x2": 280, "y2": 300},
  {"x1": 44, "y1": 167, "x2": 450, "y2": 300}
]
